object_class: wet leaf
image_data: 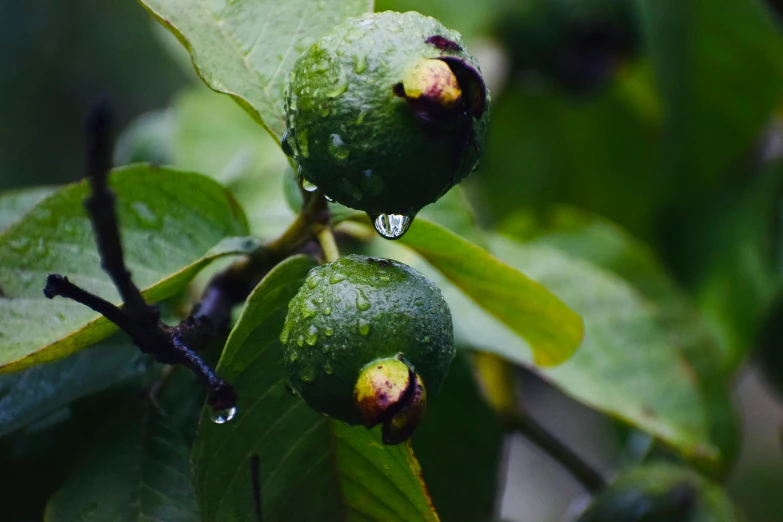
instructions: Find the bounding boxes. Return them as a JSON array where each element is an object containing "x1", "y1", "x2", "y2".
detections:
[
  {"x1": 138, "y1": 0, "x2": 372, "y2": 140},
  {"x1": 0, "y1": 165, "x2": 251, "y2": 371},
  {"x1": 45, "y1": 397, "x2": 198, "y2": 522}
]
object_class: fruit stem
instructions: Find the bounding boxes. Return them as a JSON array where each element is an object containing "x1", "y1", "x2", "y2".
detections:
[{"x1": 316, "y1": 227, "x2": 340, "y2": 262}]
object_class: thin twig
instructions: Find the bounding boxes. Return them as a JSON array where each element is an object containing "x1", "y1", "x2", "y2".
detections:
[
  {"x1": 44, "y1": 104, "x2": 336, "y2": 415},
  {"x1": 508, "y1": 411, "x2": 605, "y2": 494}
]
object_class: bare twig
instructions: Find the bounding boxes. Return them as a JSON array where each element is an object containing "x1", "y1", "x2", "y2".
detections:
[
  {"x1": 507, "y1": 411, "x2": 605, "y2": 494},
  {"x1": 44, "y1": 103, "x2": 335, "y2": 415}
]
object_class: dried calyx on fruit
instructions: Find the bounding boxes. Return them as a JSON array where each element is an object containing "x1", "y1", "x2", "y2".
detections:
[
  {"x1": 280, "y1": 255, "x2": 455, "y2": 444},
  {"x1": 283, "y1": 11, "x2": 489, "y2": 239}
]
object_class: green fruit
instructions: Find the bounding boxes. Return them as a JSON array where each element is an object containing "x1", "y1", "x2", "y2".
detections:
[
  {"x1": 283, "y1": 11, "x2": 489, "y2": 217},
  {"x1": 578, "y1": 463, "x2": 745, "y2": 522},
  {"x1": 280, "y1": 254, "x2": 455, "y2": 443}
]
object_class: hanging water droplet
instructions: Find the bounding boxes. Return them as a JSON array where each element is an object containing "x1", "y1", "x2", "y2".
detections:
[
  {"x1": 328, "y1": 134, "x2": 350, "y2": 160},
  {"x1": 302, "y1": 179, "x2": 318, "y2": 192},
  {"x1": 210, "y1": 406, "x2": 237, "y2": 424},
  {"x1": 323, "y1": 361, "x2": 334, "y2": 375},
  {"x1": 324, "y1": 195, "x2": 334, "y2": 202},
  {"x1": 371, "y1": 213, "x2": 413, "y2": 239},
  {"x1": 281, "y1": 131, "x2": 295, "y2": 157}
]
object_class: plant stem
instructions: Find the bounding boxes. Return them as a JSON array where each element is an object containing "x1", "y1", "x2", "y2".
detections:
[
  {"x1": 508, "y1": 411, "x2": 605, "y2": 494},
  {"x1": 317, "y1": 227, "x2": 340, "y2": 262}
]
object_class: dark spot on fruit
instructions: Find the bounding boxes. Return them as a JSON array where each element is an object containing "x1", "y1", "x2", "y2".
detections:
[
  {"x1": 392, "y1": 82, "x2": 405, "y2": 97},
  {"x1": 377, "y1": 366, "x2": 383, "y2": 370},
  {"x1": 425, "y1": 35, "x2": 462, "y2": 52}
]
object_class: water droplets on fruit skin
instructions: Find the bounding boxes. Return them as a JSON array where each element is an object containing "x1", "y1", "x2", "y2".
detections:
[
  {"x1": 370, "y1": 213, "x2": 414, "y2": 239},
  {"x1": 355, "y1": 289, "x2": 371, "y2": 311},
  {"x1": 358, "y1": 318, "x2": 371, "y2": 337},
  {"x1": 210, "y1": 406, "x2": 237, "y2": 425},
  {"x1": 328, "y1": 134, "x2": 350, "y2": 160}
]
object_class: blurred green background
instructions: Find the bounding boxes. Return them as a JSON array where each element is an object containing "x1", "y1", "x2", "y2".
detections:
[{"x1": 2, "y1": 0, "x2": 783, "y2": 520}]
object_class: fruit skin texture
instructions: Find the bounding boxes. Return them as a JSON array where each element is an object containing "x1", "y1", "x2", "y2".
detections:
[
  {"x1": 578, "y1": 463, "x2": 744, "y2": 522},
  {"x1": 284, "y1": 11, "x2": 489, "y2": 216},
  {"x1": 280, "y1": 254, "x2": 455, "y2": 426}
]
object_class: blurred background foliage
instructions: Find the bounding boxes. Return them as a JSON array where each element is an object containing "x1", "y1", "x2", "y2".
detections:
[{"x1": 3, "y1": 0, "x2": 783, "y2": 520}]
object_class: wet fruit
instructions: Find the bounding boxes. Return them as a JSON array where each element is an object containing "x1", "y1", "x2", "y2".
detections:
[
  {"x1": 283, "y1": 11, "x2": 489, "y2": 219},
  {"x1": 280, "y1": 254, "x2": 455, "y2": 443}
]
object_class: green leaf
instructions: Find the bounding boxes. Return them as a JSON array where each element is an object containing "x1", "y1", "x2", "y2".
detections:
[
  {"x1": 171, "y1": 87, "x2": 296, "y2": 239},
  {"x1": 636, "y1": 0, "x2": 783, "y2": 197},
  {"x1": 673, "y1": 163, "x2": 783, "y2": 372},
  {"x1": 0, "y1": 165, "x2": 251, "y2": 372},
  {"x1": 412, "y1": 351, "x2": 503, "y2": 522},
  {"x1": 138, "y1": 0, "x2": 372, "y2": 140},
  {"x1": 476, "y1": 66, "x2": 662, "y2": 238},
  {"x1": 0, "y1": 185, "x2": 57, "y2": 233},
  {"x1": 192, "y1": 255, "x2": 439, "y2": 522},
  {"x1": 362, "y1": 225, "x2": 729, "y2": 467},
  {"x1": 45, "y1": 397, "x2": 198, "y2": 522},
  {"x1": 0, "y1": 334, "x2": 152, "y2": 437},
  {"x1": 394, "y1": 217, "x2": 584, "y2": 366},
  {"x1": 499, "y1": 207, "x2": 740, "y2": 473}
]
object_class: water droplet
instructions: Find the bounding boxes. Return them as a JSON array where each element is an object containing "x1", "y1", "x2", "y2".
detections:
[
  {"x1": 289, "y1": 352, "x2": 298, "y2": 363},
  {"x1": 355, "y1": 110, "x2": 368, "y2": 125},
  {"x1": 414, "y1": 297, "x2": 425, "y2": 307},
  {"x1": 285, "y1": 382, "x2": 301, "y2": 397},
  {"x1": 424, "y1": 336, "x2": 431, "y2": 343},
  {"x1": 324, "y1": 307, "x2": 332, "y2": 316},
  {"x1": 323, "y1": 362, "x2": 334, "y2": 375},
  {"x1": 280, "y1": 327, "x2": 290, "y2": 344},
  {"x1": 281, "y1": 131, "x2": 295, "y2": 157},
  {"x1": 210, "y1": 406, "x2": 237, "y2": 424},
  {"x1": 361, "y1": 169, "x2": 385, "y2": 195},
  {"x1": 325, "y1": 327, "x2": 334, "y2": 336},
  {"x1": 298, "y1": 128, "x2": 310, "y2": 158},
  {"x1": 371, "y1": 213, "x2": 413, "y2": 239},
  {"x1": 307, "y1": 276, "x2": 319, "y2": 289},
  {"x1": 355, "y1": 289, "x2": 371, "y2": 311},
  {"x1": 302, "y1": 179, "x2": 318, "y2": 192},
  {"x1": 329, "y1": 273, "x2": 347, "y2": 284},
  {"x1": 306, "y1": 325, "x2": 319, "y2": 346},
  {"x1": 8, "y1": 237, "x2": 30, "y2": 253},
  {"x1": 297, "y1": 335, "x2": 305, "y2": 347},
  {"x1": 325, "y1": 195, "x2": 334, "y2": 202},
  {"x1": 358, "y1": 318, "x2": 371, "y2": 337},
  {"x1": 300, "y1": 366, "x2": 317, "y2": 383},
  {"x1": 301, "y1": 300, "x2": 318, "y2": 319},
  {"x1": 328, "y1": 134, "x2": 350, "y2": 160},
  {"x1": 353, "y1": 54, "x2": 368, "y2": 74},
  {"x1": 132, "y1": 202, "x2": 157, "y2": 225},
  {"x1": 316, "y1": 296, "x2": 324, "y2": 304},
  {"x1": 327, "y1": 79, "x2": 349, "y2": 98}
]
